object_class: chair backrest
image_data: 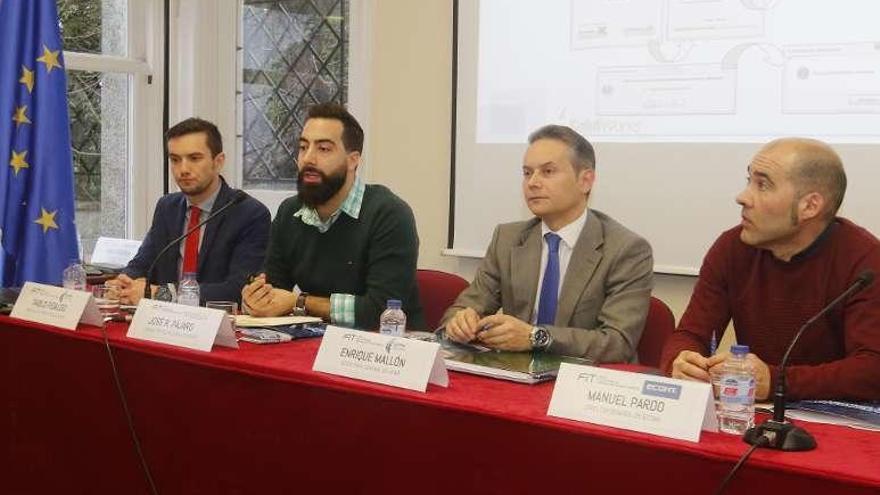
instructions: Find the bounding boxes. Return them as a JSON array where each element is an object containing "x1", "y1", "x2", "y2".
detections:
[
  {"x1": 416, "y1": 269, "x2": 470, "y2": 330},
  {"x1": 638, "y1": 296, "x2": 676, "y2": 368}
]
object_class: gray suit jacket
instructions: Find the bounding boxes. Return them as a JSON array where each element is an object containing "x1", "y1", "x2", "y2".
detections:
[{"x1": 441, "y1": 209, "x2": 653, "y2": 363}]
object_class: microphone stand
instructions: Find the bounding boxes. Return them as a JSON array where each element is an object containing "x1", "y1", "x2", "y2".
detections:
[
  {"x1": 743, "y1": 271, "x2": 874, "y2": 451},
  {"x1": 142, "y1": 190, "x2": 247, "y2": 301}
]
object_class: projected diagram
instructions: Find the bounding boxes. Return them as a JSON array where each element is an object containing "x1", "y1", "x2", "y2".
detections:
[
  {"x1": 473, "y1": 0, "x2": 880, "y2": 142},
  {"x1": 573, "y1": 0, "x2": 880, "y2": 118}
]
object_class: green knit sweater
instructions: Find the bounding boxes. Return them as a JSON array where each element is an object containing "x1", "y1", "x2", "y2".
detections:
[{"x1": 264, "y1": 184, "x2": 425, "y2": 330}]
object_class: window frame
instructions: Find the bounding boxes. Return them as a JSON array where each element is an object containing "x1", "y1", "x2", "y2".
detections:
[
  {"x1": 230, "y1": 0, "x2": 372, "y2": 217},
  {"x1": 62, "y1": 0, "x2": 166, "y2": 239}
]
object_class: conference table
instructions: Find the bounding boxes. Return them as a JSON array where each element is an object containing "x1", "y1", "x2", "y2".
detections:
[{"x1": 3, "y1": 315, "x2": 879, "y2": 494}]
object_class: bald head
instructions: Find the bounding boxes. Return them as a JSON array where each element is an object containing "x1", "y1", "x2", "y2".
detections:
[{"x1": 761, "y1": 138, "x2": 847, "y2": 219}]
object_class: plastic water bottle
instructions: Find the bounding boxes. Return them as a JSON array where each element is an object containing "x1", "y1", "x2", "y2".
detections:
[
  {"x1": 62, "y1": 259, "x2": 87, "y2": 291},
  {"x1": 177, "y1": 272, "x2": 201, "y2": 307},
  {"x1": 379, "y1": 299, "x2": 406, "y2": 336},
  {"x1": 717, "y1": 344, "x2": 756, "y2": 435}
]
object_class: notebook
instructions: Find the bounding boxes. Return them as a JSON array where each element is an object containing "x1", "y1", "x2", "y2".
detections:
[{"x1": 437, "y1": 336, "x2": 593, "y2": 384}]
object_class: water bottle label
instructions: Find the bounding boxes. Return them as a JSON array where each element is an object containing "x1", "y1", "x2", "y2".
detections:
[
  {"x1": 177, "y1": 289, "x2": 200, "y2": 307},
  {"x1": 719, "y1": 377, "x2": 755, "y2": 405},
  {"x1": 181, "y1": 298, "x2": 199, "y2": 307},
  {"x1": 379, "y1": 324, "x2": 404, "y2": 336}
]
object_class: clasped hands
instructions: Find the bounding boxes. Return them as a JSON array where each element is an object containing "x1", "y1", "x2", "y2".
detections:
[
  {"x1": 241, "y1": 273, "x2": 296, "y2": 316},
  {"x1": 106, "y1": 274, "x2": 152, "y2": 305},
  {"x1": 444, "y1": 307, "x2": 534, "y2": 351}
]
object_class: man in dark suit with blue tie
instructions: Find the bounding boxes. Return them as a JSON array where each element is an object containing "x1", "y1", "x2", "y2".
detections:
[{"x1": 113, "y1": 118, "x2": 271, "y2": 305}]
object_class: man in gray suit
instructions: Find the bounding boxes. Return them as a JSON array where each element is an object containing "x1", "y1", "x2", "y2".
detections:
[{"x1": 442, "y1": 125, "x2": 653, "y2": 362}]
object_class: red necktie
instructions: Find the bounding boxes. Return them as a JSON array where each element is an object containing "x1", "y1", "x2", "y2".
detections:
[{"x1": 182, "y1": 206, "x2": 201, "y2": 274}]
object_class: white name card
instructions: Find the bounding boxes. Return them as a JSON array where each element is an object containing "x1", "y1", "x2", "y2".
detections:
[
  {"x1": 548, "y1": 363, "x2": 717, "y2": 443},
  {"x1": 11, "y1": 282, "x2": 103, "y2": 330},
  {"x1": 127, "y1": 299, "x2": 238, "y2": 352},
  {"x1": 313, "y1": 326, "x2": 448, "y2": 392}
]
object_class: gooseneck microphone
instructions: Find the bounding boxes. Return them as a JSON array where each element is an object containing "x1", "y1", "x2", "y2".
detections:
[
  {"x1": 743, "y1": 269, "x2": 874, "y2": 451},
  {"x1": 142, "y1": 190, "x2": 248, "y2": 301}
]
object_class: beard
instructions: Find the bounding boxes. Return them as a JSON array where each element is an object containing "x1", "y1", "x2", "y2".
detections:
[{"x1": 297, "y1": 165, "x2": 347, "y2": 207}]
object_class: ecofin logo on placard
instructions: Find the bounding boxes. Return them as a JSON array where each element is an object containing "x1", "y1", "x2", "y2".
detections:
[{"x1": 642, "y1": 381, "x2": 682, "y2": 400}]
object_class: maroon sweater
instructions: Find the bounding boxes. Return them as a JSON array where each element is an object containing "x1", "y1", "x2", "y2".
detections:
[{"x1": 660, "y1": 218, "x2": 880, "y2": 400}]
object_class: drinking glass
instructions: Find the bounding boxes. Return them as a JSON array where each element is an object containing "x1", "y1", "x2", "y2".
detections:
[
  {"x1": 92, "y1": 283, "x2": 120, "y2": 317},
  {"x1": 206, "y1": 301, "x2": 238, "y2": 331}
]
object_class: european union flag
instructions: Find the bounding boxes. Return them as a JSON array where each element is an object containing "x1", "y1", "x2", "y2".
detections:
[{"x1": 0, "y1": 0, "x2": 79, "y2": 286}]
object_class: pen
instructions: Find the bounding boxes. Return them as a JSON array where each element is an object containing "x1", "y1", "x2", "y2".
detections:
[
  {"x1": 469, "y1": 324, "x2": 492, "y2": 343},
  {"x1": 709, "y1": 330, "x2": 717, "y2": 356}
]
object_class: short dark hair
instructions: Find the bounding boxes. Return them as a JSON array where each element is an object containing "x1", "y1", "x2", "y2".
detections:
[
  {"x1": 767, "y1": 138, "x2": 847, "y2": 218},
  {"x1": 794, "y1": 158, "x2": 847, "y2": 219},
  {"x1": 527, "y1": 125, "x2": 595, "y2": 172},
  {"x1": 305, "y1": 103, "x2": 364, "y2": 153},
  {"x1": 165, "y1": 118, "x2": 223, "y2": 157}
]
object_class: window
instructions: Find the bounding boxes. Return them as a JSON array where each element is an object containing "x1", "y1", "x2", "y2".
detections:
[
  {"x1": 58, "y1": 0, "x2": 163, "y2": 255},
  {"x1": 240, "y1": 0, "x2": 349, "y2": 190}
]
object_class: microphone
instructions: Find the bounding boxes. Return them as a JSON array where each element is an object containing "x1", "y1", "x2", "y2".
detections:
[
  {"x1": 743, "y1": 269, "x2": 874, "y2": 451},
  {"x1": 141, "y1": 190, "x2": 248, "y2": 301}
]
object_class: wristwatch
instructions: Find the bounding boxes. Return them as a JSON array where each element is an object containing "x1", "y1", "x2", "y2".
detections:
[
  {"x1": 293, "y1": 292, "x2": 309, "y2": 316},
  {"x1": 530, "y1": 326, "x2": 552, "y2": 351}
]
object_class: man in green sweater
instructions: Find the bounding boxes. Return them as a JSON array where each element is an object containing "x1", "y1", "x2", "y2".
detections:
[{"x1": 242, "y1": 103, "x2": 424, "y2": 330}]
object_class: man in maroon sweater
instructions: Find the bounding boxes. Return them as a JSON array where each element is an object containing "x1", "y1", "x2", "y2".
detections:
[{"x1": 661, "y1": 138, "x2": 880, "y2": 401}]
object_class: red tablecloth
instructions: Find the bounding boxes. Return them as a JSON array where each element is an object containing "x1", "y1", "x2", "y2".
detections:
[{"x1": 2, "y1": 315, "x2": 879, "y2": 494}]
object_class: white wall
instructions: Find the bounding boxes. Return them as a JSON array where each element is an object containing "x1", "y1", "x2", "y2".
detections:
[
  {"x1": 168, "y1": 0, "x2": 238, "y2": 179},
  {"x1": 363, "y1": 0, "x2": 719, "y2": 338}
]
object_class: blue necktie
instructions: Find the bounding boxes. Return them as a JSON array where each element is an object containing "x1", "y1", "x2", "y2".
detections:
[{"x1": 537, "y1": 233, "x2": 561, "y2": 325}]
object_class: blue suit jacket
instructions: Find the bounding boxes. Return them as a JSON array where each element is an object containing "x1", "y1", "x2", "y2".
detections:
[{"x1": 124, "y1": 179, "x2": 271, "y2": 303}]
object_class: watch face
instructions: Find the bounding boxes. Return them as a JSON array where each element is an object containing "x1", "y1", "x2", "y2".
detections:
[
  {"x1": 532, "y1": 327, "x2": 549, "y2": 348},
  {"x1": 537, "y1": 329, "x2": 549, "y2": 346}
]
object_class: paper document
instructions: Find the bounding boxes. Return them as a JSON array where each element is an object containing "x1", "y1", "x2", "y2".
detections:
[
  {"x1": 759, "y1": 400, "x2": 880, "y2": 431},
  {"x1": 90, "y1": 237, "x2": 142, "y2": 268},
  {"x1": 238, "y1": 327, "x2": 294, "y2": 344},
  {"x1": 234, "y1": 315, "x2": 323, "y2": 327}
]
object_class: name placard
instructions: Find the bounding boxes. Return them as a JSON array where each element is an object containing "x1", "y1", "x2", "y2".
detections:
[
  {"x1": 127, "y1": 299, "x2": 238, "y2": 352},
  {"x1": 313, "y1": 326, "x2": 448, "y2": 392},
  {"x1": 548, "y1": 363, "x2": 717, "y2": 442},
  {"x1": 11, "y1": 282, "x2": 103, "y2": 330}
]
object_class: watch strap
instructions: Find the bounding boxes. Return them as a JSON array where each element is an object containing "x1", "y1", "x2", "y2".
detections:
[{"x1": 293, "y1": 292, "x2": 308, "y2": 316}]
